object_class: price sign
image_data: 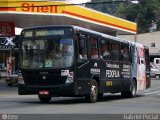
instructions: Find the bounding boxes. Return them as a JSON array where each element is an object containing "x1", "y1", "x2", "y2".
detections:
[{"x1": 0, "y1": 22, "x2": 15, "y2": 36}]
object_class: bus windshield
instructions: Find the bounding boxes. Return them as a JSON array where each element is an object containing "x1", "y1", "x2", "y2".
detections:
[{"x1": 20, "y1": 37, "x2": 74, "y2": 69}]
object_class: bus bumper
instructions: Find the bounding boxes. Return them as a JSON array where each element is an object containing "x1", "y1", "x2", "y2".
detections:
[{"x1": 18, "y1": 83, "x2": 75, "y2": 96}]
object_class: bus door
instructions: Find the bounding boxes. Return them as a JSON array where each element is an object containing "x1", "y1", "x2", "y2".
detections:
[
  {"x1": 76, "y1": 33, "x2": 90, "y2": 95},
  {"x1": 76, "y1": 34, "x2": 101, "y2": 95},
  {"x1": 87, "y1": 35, "x2": 101, "y2": 88}
]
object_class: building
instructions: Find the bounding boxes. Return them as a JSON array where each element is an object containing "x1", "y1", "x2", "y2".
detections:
[{"x1": 118, "y1": 31, "x2": 160, "y2": 62}]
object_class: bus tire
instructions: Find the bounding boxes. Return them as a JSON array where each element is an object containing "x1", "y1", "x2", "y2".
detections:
[
  {"x1": 38, "y1": 95, "x2": 51, "y2": 103},
  {"x1": 85, "y1": 79, "x2": 98, "y2": 103},
  {"x1": 121, "y1": 80, "x2": 137, "y2": 98},
  {"x1": 128, "y1": 80, "x2": 137, "y2": 98}
]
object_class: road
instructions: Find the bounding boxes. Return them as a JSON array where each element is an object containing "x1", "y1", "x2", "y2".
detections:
[{"x1": 0, "y1": 78, "x2": 160, "y2": 119}]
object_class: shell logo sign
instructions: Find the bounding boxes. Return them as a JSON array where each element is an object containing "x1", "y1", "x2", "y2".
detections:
[
  {"x1": 21, "y1": 3, "x2": 58, "y2": 13},
  {"x1": 0, "y1": 1, "x2": 63, "y2": 14}
]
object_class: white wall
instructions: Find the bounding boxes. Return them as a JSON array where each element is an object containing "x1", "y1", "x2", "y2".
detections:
[{"x1": 118, "y1": 31, "x2": 160, "y2": 55}]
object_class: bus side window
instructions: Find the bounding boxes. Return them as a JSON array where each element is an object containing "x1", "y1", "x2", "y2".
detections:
[
  {"x1": 90, "y1": 48, "x2": 99, "y2": 59},
  {"x1": 78, "y1": 34, "x2": 88, "y2": 59},
  {"x1": 100, "y1": 39, "x2": 110, "y2": 60},
  {"x1": 130, "y1": 46, "x2": 133, "y2": 63},
  {"x1": 111, "y1": 42, "x2": 120, "y2": 61},
  {"x1": 121, "y1": 43, "x2": 130, "y2": 63},
  {"x1": 89, "y1": 36, "x2": 99, "y2": 59}
]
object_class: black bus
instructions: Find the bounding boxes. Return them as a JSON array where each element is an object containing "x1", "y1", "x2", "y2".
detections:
[{"x1": 18, "y1": 25, "x2": 150, "y2": 103}]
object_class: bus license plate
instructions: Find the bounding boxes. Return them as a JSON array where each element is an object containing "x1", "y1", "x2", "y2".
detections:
[{"x1": 39, "y1": 91, "x2": 49, "y2": 95}]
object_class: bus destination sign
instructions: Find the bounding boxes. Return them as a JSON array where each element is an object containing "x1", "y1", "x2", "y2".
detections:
[
  {"x1": 22, "y1": 29, "x2": 67, "y2": 38},
  {"x1": 23, "y1": 31, "x2": 33, "y2": 38},
  {"x1": 35, "y1": 30, "x2": 64, "y2": 37}
]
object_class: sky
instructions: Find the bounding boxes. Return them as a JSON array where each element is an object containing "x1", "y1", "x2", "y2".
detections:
[
  {"x1": 65, "y1": 0, "x2": 91, "y2": 4},
  {"x1": 131, "y1": 0, "x2": 139, "y2": 4}
]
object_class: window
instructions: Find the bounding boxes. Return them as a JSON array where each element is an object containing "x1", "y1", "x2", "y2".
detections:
[
  {"x1": 121, "y1": 43, "x2": 130, "y2": 63},
  {"x1": 100, "y1": 39, "x2": 111, "y2": 60},
  {"x1": 21, "y1": 38, "x2": 74, "y2": 69},
  {"x1": 111, "y1": 41, "x2": 120, "y2": 61},
  {"x1": 112, "y1": 42, "x2": 120, "y2": 52},
  {"x1": 78, "y1": 34, "x2": 88, "y2": 59},
  {"x1": 156, "y1": 59, "x2": 160, "y2": 64},
  {"x1": 90, "y1": 48, "x2": 99, "y2": 59},
  {"x1": 89, "y1": 36, "x2": 99, "y2": 59},
  {"x1": 150, "y1": 42, "x2": 155, "y2": 47}
]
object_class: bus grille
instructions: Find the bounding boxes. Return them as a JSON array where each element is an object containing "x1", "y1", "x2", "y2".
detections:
[{"x1": 22, "y1": 71, "x2": 66, "y2": 86}]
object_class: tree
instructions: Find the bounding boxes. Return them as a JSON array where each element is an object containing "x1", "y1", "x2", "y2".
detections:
[
  {"x1": 86, "y1": 0, "x2": 119, "y2": 15},
  {"x1": 115, "y1": 0, "x2": 160, "y2": 33},
  {"x1": 86, "y1": 0, "x2": 160, "y2": 33}
]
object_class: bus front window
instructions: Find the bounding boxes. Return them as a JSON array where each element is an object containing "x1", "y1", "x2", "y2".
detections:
[{"x1": 21, "y1": 38, "x2": 74, "y2": 69}]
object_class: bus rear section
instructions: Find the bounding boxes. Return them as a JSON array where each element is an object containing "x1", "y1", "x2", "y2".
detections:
[{"x1": 134, "y1": 44, "x2": 150, "y2": 90}]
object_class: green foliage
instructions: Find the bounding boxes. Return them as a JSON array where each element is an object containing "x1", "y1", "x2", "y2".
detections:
[
  {"x1": 86, "y1": 0, "x2": 160, "y2": 33},
  {"x1": 86, "y1": 0, "x2": 119, "y2": 15},
  {"x1": 115, "y1": 0, "x2": 160, "y2": 33}
]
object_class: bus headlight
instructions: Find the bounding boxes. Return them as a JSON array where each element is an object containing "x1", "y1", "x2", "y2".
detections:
[
  {"x1": 18, "y1": 73, "x2": 24, "y2": 84},
  {"x1": 65, "y1": 72, "x2": 74, "y2": 84}
]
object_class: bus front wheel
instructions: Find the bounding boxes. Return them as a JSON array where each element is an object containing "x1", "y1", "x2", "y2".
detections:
[
  {"x1": 38, "y1": 95, "x2": 52, "y2": 103},
  {"x1": 85, "y1": 79, "x2": 98, "y2": 103}
]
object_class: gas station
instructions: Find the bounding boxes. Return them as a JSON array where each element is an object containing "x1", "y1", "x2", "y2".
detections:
[{"x1": 0, "y1": 0, "x2": 137, "y2": 80}]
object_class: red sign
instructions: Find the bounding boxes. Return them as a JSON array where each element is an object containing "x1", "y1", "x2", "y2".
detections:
[
  {"x1": 21, "y1": 3, "x2": 57, "y2": 13},
  {"x1": 0, "y1": 22, "x2": 15, "y2": 36}
]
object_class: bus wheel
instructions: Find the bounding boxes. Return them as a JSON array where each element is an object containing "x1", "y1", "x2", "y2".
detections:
[
  {"x1": 85, "y1": 79, "x2": 98, "y2": 103},
  {"x1": 128, "y1": 80, "x2": 137, "y2": 98},
  {"x1": 121, "y1": 80, "x2": 137, "y2": 98},
  {"x1": 38, "y1": 95, "x2": 51, "y2": 103}
]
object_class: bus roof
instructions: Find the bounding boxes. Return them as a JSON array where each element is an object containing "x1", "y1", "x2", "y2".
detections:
[{"x1": 21, "y1": 25, "x2": 133, "y2": 44}]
